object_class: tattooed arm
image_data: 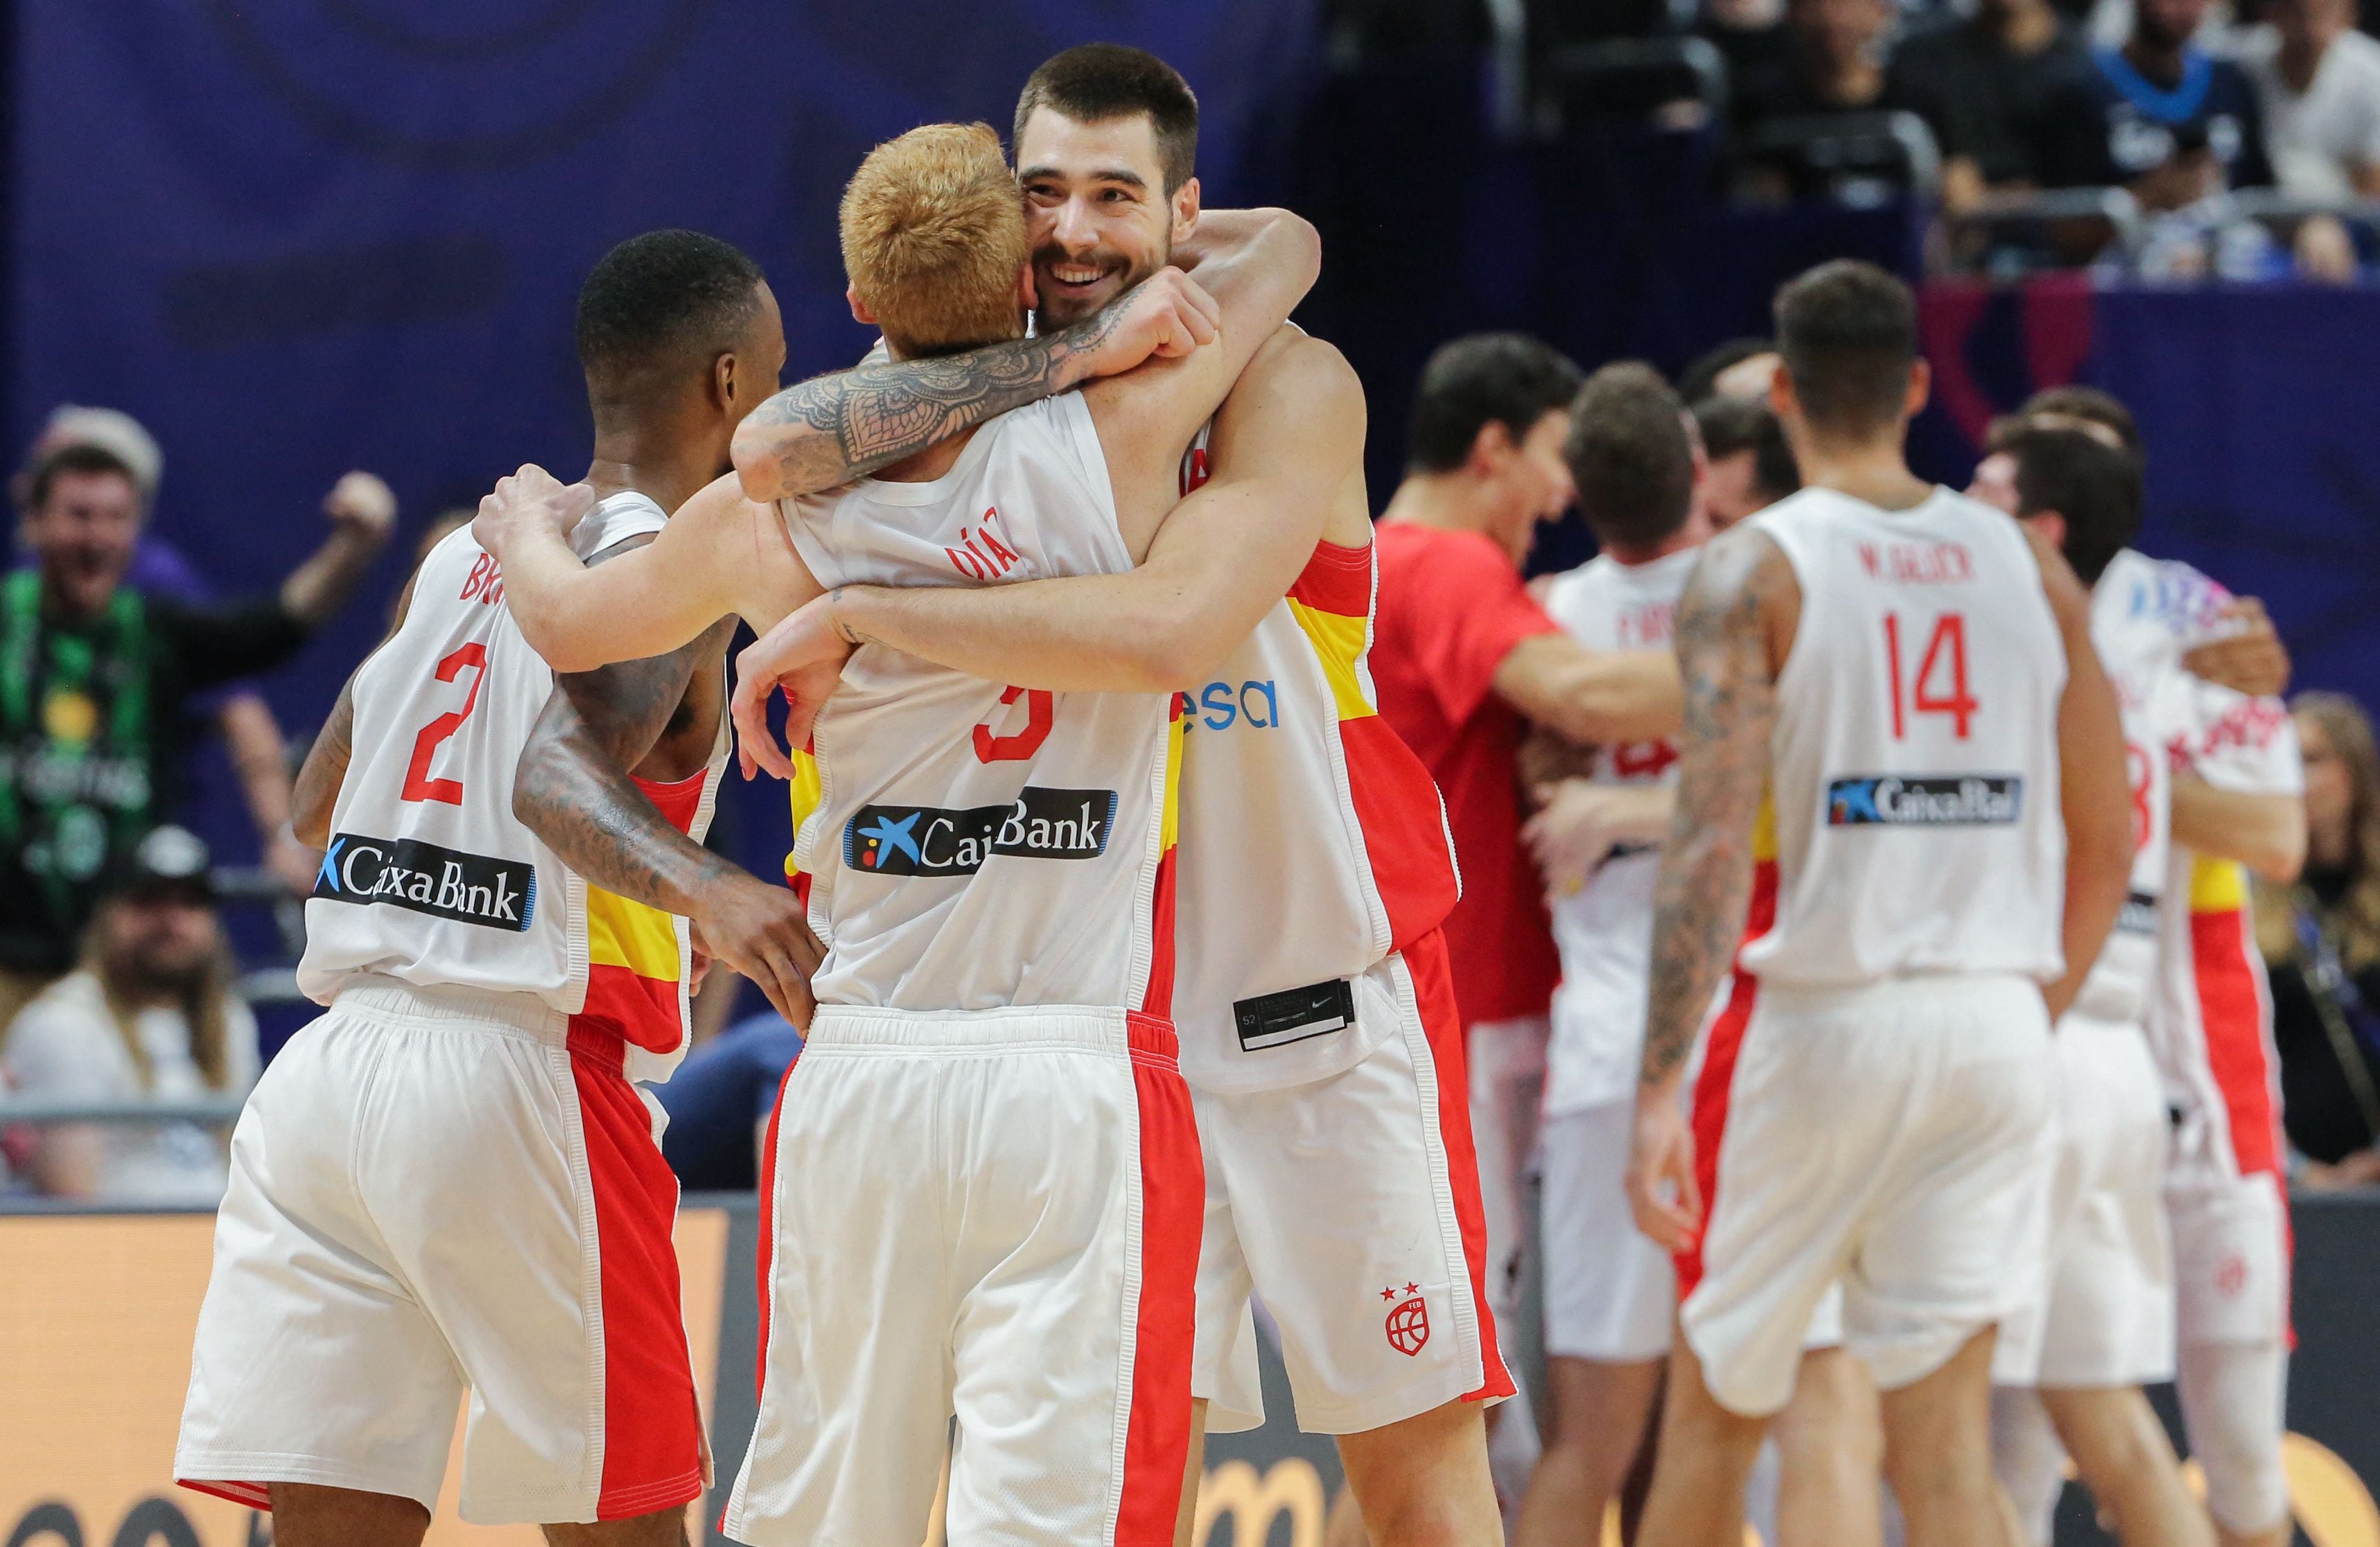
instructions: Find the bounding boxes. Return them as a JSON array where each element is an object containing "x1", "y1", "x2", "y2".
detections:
[
  {"x1": 1625, "y1": 525, "x2": 1797, "y2": 1251},
  {"x1": 292, "y1": 677, "x2": 356, "y2": 848},
  {"x1": 730, "y1": 265, "x2": 1224, "y2": 502},
  {"x1": 513, "y1": 537, "x2": 822, "y2": 1023}
]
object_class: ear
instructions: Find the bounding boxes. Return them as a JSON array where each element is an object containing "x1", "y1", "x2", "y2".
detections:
[
  {"x1": 2023, "y1": 509, "x2": 2070, "y2": 555},
  {"x1": 848, "y1": 286, "x2": 877, "y2": 328},
  {"x1": 1905, "y1": 358, "x2": 1933, "y2": 419},
  {"x1": 1469, "y1": 418, "x2": 1516, "y2": 477},
  {"x1": 1171, "y1": 175, "x2": 1201, "y2": 246},
  {"x1": 1767, "y1": 364, "x2": 1800, "y2": 423},
  {"x1": 1016, "y1": 261, "x2": 1039, "y2": 317},
  {"x1": 713, "y1": 351, "x2": 738, "y2": 412}
]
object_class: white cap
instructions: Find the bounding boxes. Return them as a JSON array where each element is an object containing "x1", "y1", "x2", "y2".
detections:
[{"x1": 32, "y1": 405, "x2": 164, "y2": 502}]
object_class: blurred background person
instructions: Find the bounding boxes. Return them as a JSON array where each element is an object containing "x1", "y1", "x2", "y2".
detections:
[
  {"x1": 1888, "y1": 0, "x2": 2101, "y2": 211},
  {"x1": 2240, "y1": 0, "x2": 2380, "y2": 199},
  {"x1": 1, "y1": 825, "x2": 257, "y2": 1205},
  {"x1": 1677, "y1": 338, "x2": 1784, "y2": 405},
  {"x1": 1691, "y1": 394, "x2": 1802, "y2": 528},
  {"x1": 2258, "y1": 691, "x2": 2380, "y2": 1188},
  {"x1": 0, "y1": 437, "x2": 393, "y2": 1026},
  {"x1": 1732, "y1": 0, "x2": 1910, "y2": 132}
]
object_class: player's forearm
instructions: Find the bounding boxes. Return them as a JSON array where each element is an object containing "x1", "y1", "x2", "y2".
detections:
[
  {"x1": 2171, "y1": 778, "x2": 2307, "y2": 883},
  {"x1": 512, "y1": 733, "x2": 737, "y2": 917},
  {"x1": 829, "y1": 578, "x2": 1201, "y2": 694},
  {"x1": 291, "y1": 679, "x2": 356, "y2": 848},
  {"x1": 1172, "y1": 208, "x2": 1322, "y2": 297},
  {"x1": 1507, "y1": 641, "x2": 1683, "y2": 746},
  {"x1": 732, "y1": 311, "x2": 1132, "y2": 504},
  {"x1": 1643, "y1": 818, "x2": 1753, "y2": 1094},
  {"x1": 220, "y1": 694, "x2": 295, "y2": 838}
]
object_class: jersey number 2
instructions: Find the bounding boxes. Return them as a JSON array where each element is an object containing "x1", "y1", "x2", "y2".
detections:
[
  {"x1": 1882, "y1": 613, "x2": 1977, "y2": 740},
  {"x1": 400, "y1": 644, "x2": 489, "y2": 805}
]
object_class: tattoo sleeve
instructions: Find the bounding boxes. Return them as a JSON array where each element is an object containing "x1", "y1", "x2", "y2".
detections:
[
  {"x1": 292, "y1": 676, "x2": 356, "y2": 848},
  {"x1": 1640, "y1": 529, "x2": 1789, "y2": 1089},
  {"x1": 735, "y1": 306, "x2": 1131, "y2": 500},
  {"x1": 511, "y1": 533, "x2": 746, "y2": 914}
]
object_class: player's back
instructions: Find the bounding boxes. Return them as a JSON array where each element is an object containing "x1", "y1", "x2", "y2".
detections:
[
  {"x1": 1742, "y1": 485, "x2": 2067, "y2": 987},
  {"x1": 1541, "y1": 548, "x2": 1698, "y2": 1111},
  {"x1": 299, "y1": 494, "x2": 719, "y2": 1077},
  {"x1": 778, "y1": 393, "x2": 1176, "y2": 1016}
]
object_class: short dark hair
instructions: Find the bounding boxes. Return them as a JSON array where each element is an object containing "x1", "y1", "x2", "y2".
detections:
[
  {"x1": 1406, "y1": 333, "x2": 1585, "y2": 474},
  {"x1": 1772, "y1": 259, "x2": 1919, "y2": 438},
  {"x1": 2002, "y1": 423, "x2": 2142, "y2": 586},
  {"x1": 575, "y1": 230, "x2": 766, "y2": 399},
  {"x1": 21, "y1": 444, "x2": 139, "y2": 513},
  {"x1": 1693, "y1": 395, "x2": 1801, "y2": 505},
  {"x1": 1014, "y1": 44, "x2": 1199, "y2": 192},
  {"x1": 1565, "y1": 362, "x2": 1694, "y2": 552},
  {"x1": 2019, "y1": 384, "x2": 2142, "y2": 456},
  {"x1": 1677, "y1": 337, "x2": 1776, "y2": 407}
]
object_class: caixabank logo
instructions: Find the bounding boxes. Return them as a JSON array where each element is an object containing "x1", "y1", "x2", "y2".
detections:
[
  {"x1": 844, "y1": 787, "x2": 1118, "y2": 877},
  {"x1": 313, "y1": 833, "x2": 536, "y2": 930},
  {"x1": 1826, "y1": 775, "x2": 2024, "y2": 827}
]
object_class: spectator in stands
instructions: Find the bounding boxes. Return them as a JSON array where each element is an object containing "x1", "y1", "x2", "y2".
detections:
[
  {"x1": 1, "y1": 825, "x2": 258, "y2": 1205},
  {"x1": 2239, "y1": 0, "x2": 2380, "y2": 197},
  {"x1": 1733, "y1": 0, "x2": 1911, "y2": 133},
  {"x1": 1888, "y1": 0, "x2": 2101, "y2": 209},
  {"x1": 2258, "y1": 692, "x2": 2380, "y2": 1188},
  {"x1": 19, "y1": 408, "x2": 320, "y2": 899},
  {"x1": 654, "y1": 1007, "x2": 805, "y2": 1191},
  {"x1": 2043, "y1": 0, "x2": 2280, "y2": 272},
  {"x1": 1691, "y1": 394, "x2": 1801, "y2": 526},
  {"x1": 0, "y1": 441, "x2": 394, "y2": 1026},
  {"x1": 1701, "y1": 0, "x2": 1794, "y2": 86}
]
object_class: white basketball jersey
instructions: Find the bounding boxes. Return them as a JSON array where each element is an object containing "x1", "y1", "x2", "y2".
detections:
[
  {"x1": 1741, "y1": 487, "x2": 2067, "y2": 986},
  {"x1": 1540, "y1": 547, "x2": 1698, "y2": 1115},
  {"x1": 2069, "y1": 551, "x2": 2192, "y2": 1027},
  {"x1": 1167, "y1": 428, "x2": 1461, "y2": 1092},
  {"x1": 299, "y1": 496, "x2": 725, "y2": 1080},
  {"x1": 778, "y1": 394, "x2": 1177, "y2": 1015}
]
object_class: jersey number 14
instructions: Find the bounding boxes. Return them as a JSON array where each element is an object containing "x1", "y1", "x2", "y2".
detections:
[{"x1": 1882, "y1": 613, "x2": 1977, "y2": 740}]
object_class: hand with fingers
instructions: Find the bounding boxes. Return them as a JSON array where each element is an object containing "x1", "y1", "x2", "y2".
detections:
[
  {"x1": 473, "y1": 463, "x2": 597, "y2": 561},
  {"x1": 690, "y1": 875, "x2": 823, "y2": 1029},
  {"x1": 731, "y1": 595, "x2": 855, "y2": 780},
  {"x1": 2182, "y1": 595, "x2": 2291, "y2": 700},
  {"x1": 1625, "y1": 1082, "x2": 1702, "y2": 1255},
  {"x1": 1078, "y1": 265, "x2": 1221, "y2": 378}
]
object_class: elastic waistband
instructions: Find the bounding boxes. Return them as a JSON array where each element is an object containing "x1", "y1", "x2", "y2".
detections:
[
  {"x1": 807, "y1": 1004, "x2": 1177, "y2": 1063},
  {"x1": 1754, "y1": 971, "x2": 2040, "y2": 1011},
  {"x1": 331, "y1": 976, "x2": 571, "y2": 1047}
]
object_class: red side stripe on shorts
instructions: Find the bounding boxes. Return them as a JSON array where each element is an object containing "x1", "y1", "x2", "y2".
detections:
[
  {"x1": 1679, "y1": 856, "x2": 1778, "y2": 1297},
  {"x1": 1118, "y1": 1012, "x2": 1200, "y2": 1546},
  {"x1": 2191, "y1": 907, "x2": 2281, "y2": 1177},
  {"x1": 752, "y1": 1055, "x2": 800, "y2": 1404},
  {"x1": 1408, "y1": 929, "x2": 1516, "y2": 1404},
  {"x1": 568, "y1": 1026, "x2": 706, "y2": 1520}
]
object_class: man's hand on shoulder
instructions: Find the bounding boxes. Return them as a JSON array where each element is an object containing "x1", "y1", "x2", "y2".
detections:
[
  {"x1": 2182, "y1": 596, "x2": 2291, "y2": 699},
  {"x1": 474, "y1": 464, "x2": 597, "y2": 562}
]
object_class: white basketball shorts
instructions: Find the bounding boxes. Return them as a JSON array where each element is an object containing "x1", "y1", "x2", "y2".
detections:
[
  {"x1": 2170, "y1": 1167, "x2": 2291, "y2": 1348},
  {"x1": 1994, "y1": 1012, "x2": 2176, "y2": 1390},
  {"x1": 1191, "y1": 932, "x2": 1513, "y2": 1435},
  {"x1": 1540, "y1": 1099, "x2": 1676, "y2": 1364},
  {"x1": 175, "y1": 979, "x2": 707, "y2": 1524},
  {"x1": 722, "y1": 1005, "x2": 1200, "y2": 1547},
  {"x1": 1681, "y1": 972, "x2": 2056, "y2": 1416}
]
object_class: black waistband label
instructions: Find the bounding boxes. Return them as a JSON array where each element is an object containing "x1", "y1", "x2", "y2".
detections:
[{"x1": 1234, "y1": 977, "x2": 1357, "y2": 1053}]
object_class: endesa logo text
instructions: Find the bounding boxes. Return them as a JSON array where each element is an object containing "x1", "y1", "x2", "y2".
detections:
[
  {"x1": 313, "y1": 833, "x2": 536, "y2": 929},
  {"x1": 1826, "y1": 775, "x2": 2024, "y2": 827},
  {"x1": 1184, "y1": 679, "x2": 1279, "y2": 733},
  {"x1": 845, "y1": 786, "x2": 1118, "y2": 877}
]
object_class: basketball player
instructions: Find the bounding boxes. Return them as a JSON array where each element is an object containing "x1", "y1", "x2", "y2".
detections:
[
  {"x1": 1977, "y1": 423, "x2": 2214, "y2": 1547},
  {"x1": 1977, "y1": 389, "x2": 2307, "y2": 1547},
  {"x1": 473, "y1": 123, "x2": 1318, "y2": 1547},
  {"x1": 173, "y1": 231, "x2": 821, "y2": 1546},
  {"x1": 1623, "y1": 260, "x2": 2135, "y2": 1547}
]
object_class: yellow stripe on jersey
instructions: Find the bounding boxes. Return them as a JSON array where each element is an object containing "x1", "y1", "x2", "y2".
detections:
[
  {"x1": 1752, "y1": 791, "x2": 1778, "y2": 862},
  {"x1": 1160, "y1": 695, "x2": 1186, "y2": 853},
  {"x1": 585, "y1": 888, "x2": 682, "y2": 981},
  {"x1": 1286, "y1": 598, "x2": 1376, "y2": 722},
  {"x1": 2190, "y1": 855, "x2": 2249, "y2": 912},
  {"x1": 783, "y1": 744, "x2": 823, "y2": 880}
]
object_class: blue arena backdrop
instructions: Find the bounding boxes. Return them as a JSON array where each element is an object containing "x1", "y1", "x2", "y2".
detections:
[
  {"x1": 14, "y1": 6, "x2": 2380, "y2": 912},
  {"x1": 8, "y1": 0, "x2": 1322, "y2": 900}
]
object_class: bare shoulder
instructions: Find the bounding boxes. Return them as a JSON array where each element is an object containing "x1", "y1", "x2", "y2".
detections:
[{"x1": 1677, "y1": 523, "x2": 1792, "y2": 640}]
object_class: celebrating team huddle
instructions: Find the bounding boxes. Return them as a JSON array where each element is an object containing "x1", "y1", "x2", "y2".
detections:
[{"x1": 164, "y1": 40, "x2": 2305, "y2": 1547}]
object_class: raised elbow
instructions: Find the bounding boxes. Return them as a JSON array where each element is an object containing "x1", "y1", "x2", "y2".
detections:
[
  {"x1": 2257, "y1": 816, "x2": 2309, "y2": 886},
  {"x1": 1266, "y1": 208, "x2": 1324, "y2": 290},
  {"x1": 730, "y1": 417, "x2": 789, "y2": 503}
]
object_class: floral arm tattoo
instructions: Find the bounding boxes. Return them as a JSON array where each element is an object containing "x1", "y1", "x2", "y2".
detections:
[
  {"x1": 1640, "y1": 527, "x2": 1790, "y2": 1089},
  {"x1": 735, "y1": 304, "x2": 1136, "y2": 500}
]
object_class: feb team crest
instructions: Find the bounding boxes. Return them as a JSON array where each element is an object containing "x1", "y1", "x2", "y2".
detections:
[{"x1": 1381, "y1": 1285, "x2": 1430, "y2": 1356}]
